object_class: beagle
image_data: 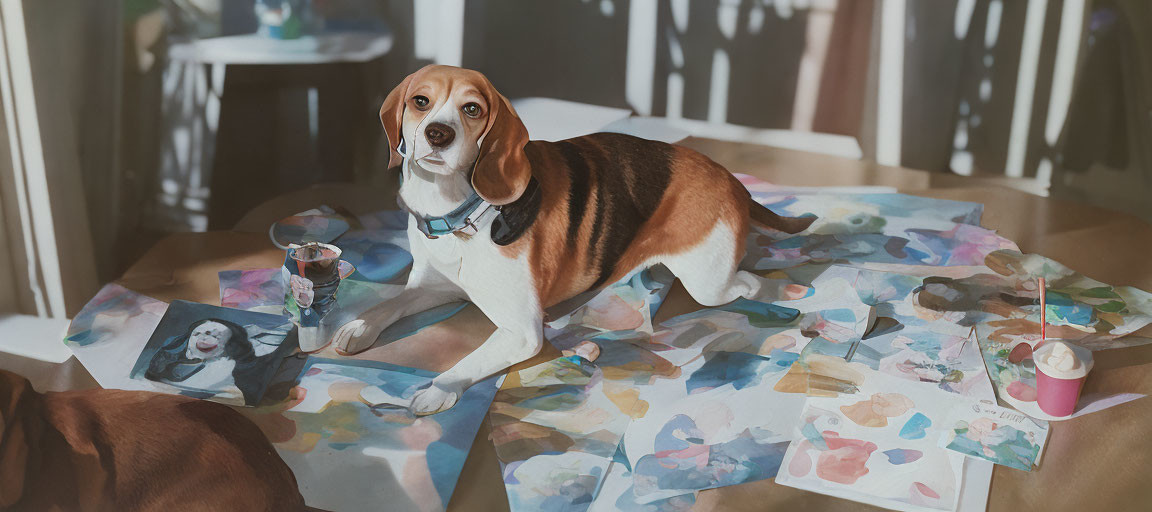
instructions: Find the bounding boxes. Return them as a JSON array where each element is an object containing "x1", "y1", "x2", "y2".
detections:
[
  {"x1": 0, "y1": 369, "x2": 305, "y2": 511},
  {"x1": 331, "y1": 65, "x2": 814, "y2": 415}
]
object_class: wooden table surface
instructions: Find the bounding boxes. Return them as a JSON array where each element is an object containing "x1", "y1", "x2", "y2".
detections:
[{"x1": 110, "y1": 137, "x2": 1152, "y2": 511}]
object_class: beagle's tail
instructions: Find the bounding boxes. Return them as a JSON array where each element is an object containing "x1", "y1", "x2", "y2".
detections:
[{"x1": 748, "y1": 198, "x2": 816, "y2": 234}]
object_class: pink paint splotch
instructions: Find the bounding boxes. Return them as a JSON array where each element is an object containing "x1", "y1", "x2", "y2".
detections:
[
  {"x1": 1007, "y1": 380, "x2": 1037, "y2": 402},
  {"x1": 817, "y1": 432, "x2": 878, "y2": 484},
  {"x1": 788, "y1": 440, "x2": 816, "y2": 477},
  {"x1": 788, "y1": 432, "x2": 878, "y2": 485},
  {"x1": 580, "y1": 294, "x2": 645, "y2": 331},
  {"x1": 909, "y1": 481, "x2": 942, "y2": 506}
]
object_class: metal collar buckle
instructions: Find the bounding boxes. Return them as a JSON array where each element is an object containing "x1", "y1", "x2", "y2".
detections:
[{"x1": 459, "y1": 217, "x2": 479, "y2": 236}]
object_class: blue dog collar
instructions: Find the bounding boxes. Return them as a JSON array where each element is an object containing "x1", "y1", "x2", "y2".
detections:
[
  {"x1": 409, "y1": 186, "x2": 490, "y2": 238},
  {"x1": 396, "y1": 139, "x2": 494, "y2": 239}
]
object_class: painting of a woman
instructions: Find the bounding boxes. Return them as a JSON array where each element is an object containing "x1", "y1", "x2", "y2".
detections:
[{"x1": 145, "y1": 318, "x2": 268, "y2": 404}]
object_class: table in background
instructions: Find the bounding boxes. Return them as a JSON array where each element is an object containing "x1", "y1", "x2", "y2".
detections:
[{"x1": 165, "y1": 32, "x2": 393, "y2": 230}]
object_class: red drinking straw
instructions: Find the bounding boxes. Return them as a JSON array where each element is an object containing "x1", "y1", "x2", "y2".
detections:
[{"x1": 1038, "y1": 277, "x2": 1046, "y2": 340}]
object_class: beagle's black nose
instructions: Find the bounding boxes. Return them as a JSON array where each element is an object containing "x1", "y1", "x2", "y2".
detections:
[{"x1": 425, "y1": 122, "x2": 455, "y2": 147}]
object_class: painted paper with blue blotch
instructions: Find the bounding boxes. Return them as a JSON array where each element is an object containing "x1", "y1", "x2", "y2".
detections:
[
  {"x1": 685, "y1": 352, "x2": 776, "y2": 393},
  {"x1": 716, "y1": 298, "x2": 801, "y2": 327},
  {"x1": 1044, "y1": 291, "x2": 1096, "y2": 326}
]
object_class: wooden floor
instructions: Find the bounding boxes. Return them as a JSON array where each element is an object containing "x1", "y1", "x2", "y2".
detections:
[{"x1": 41, "y1": 137, "x2": 1152, "y2": 511}]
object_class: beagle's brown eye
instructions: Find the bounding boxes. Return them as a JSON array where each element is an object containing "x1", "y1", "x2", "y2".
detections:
[
  {"x1": 413, "y1": 96, "x2": 430, "y2": 110},
  {"x1": 462, "y1": 102, "x2": 481, "y2": 118}
]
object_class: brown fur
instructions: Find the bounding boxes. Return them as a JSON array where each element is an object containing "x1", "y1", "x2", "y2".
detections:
[
  {"x1": 379, "y1": 66, "x2": 814, "y2": 311},
  {"x1": 520, "y1": 142, "x2": 752, "y2": 307},
  {"x1": 379, "y1": 65, "x2": 531, "y2": 205},
  {"x1": 518, "y1": 137, "x2": 810, "y2": 309},
  {"x1": 611, "y1": 146, "x2": 753, "y2": 278},
  {"x1": 0, "y1": 370, "x2": 305, "y2": 511}
]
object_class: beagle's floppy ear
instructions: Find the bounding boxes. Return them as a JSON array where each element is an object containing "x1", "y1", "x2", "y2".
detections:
[
  {"x1": 472, "y1": 94, "x2": 531, "y2": 205},
  {"x1": 379, "y1": 72, "x2": 416, "y2": 170},
  {"x1": 0, "y1": 370, "x2": 35, "y2": 507}
]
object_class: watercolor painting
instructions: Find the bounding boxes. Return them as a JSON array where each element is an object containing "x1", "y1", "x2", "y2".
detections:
[
  {"x1": 624, "y1": 398, "x2": 795, "y2": 503},
  {"x1": 490, "y1": 355, "x2": 638, "y2": 512},
  {"x1": 219, "y1": 268, "x2": 287, "y2": 314},
  {"x1": 545, "y1": 264, "x2": 676, "y2": 336},
  {"x1": 980, "y1": 250, "x2": 1152, "y2": 336},
  {"x1": 336, "y1": 229, "x2": 414, "y2": 284},
  {"x1": 647, "y1": 300, "x2": 806, "y2": 367},
  {"x1": 776, "y1": 369, "x2": 968, "y2": 512},
  {"x1": 65, "y1": 284, "x2": 171, "y2": 391},
  {"x1": 521, "y1": 296, "x2": 812, "y2": 509},
  {"x1": 128, "y1": 300, "x2": 297, "y2": 406},
  {"x1": 589, "y1": 457, "x2": 696, "y2": 512},
  {"x1": 747, "y1": 223, "x2": 1019, "y2": 272},
  {"x1": 912, "y1": 252, "x2": 1152, "y2": 348},
  {"x1": 617, "y1": 326, "x2": 806, "y2": 503},
  {"x1": 940, "y1": 402, "x2": 1049, "y2": 471},
  {"x1": 736, "y1": 173, "x2": 985, "y2": 227},
  {"x1": 767, "y1": 265, "x2": 875, "y2": 343},
  {"x1": 977, "y1": 329, "x2": 1041, "y2": 403},
  {"x1": 783, "y1": 266, "x2": 996, "y2": 399},
  {"x1": 972, "y1": 325, "x2": 1145, "y2": 419},
  {"x1": 239, "y1": 358, "x2": 500, "y2": 512}
]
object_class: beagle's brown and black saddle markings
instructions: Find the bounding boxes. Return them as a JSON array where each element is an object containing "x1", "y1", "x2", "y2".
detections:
[{"x1": 496, "y1": 132, "x2": 814, "y2": 309}]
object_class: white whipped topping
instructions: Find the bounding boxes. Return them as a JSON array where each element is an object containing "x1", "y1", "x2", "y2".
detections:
[
  {"x1": 1048, "y1": 343, "x2": 1078, "y2": 371},
  {"x1": 1034, "y1": 341, "x2": 1093, "y2": 379}
]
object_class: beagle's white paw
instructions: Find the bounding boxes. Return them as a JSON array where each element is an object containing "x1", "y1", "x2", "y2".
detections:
[
  {"x1": 409, "y1": 381, "x2": 461, "y2": 416},
  {"x1": 332, "y1": 319, "x2": 376, "y2": 355}
]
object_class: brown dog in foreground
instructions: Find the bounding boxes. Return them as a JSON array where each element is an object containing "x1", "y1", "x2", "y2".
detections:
[{"x1": 0, "y1": 370, "x2": 304, "y2": 511}]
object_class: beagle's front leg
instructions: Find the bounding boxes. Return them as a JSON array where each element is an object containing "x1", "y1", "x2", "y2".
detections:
[
  {"x1": 409, "y1": 322, "x2": 543, "y2": 415},
  {"x1": 409, "y1": 254, "x2": 544, "y2": 415},
  {"x1": 331, "y1": 264, "x2": 465, "y2": 354},
  {"x1": 330, "y1": 286, "x2": 463, "y2": 354}
]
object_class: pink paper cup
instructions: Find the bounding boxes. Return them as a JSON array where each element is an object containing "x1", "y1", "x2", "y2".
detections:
[
  {"x1": 1035, "y1": 369, "x2": 1086, "y2": 417},
  {"x1": 1033, "y1": 340, "x2": 1093, "y2": 418}
]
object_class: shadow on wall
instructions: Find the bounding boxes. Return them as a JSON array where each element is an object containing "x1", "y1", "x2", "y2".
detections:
[
  {"x1": 651, "y1": 0, "x2": 807, "y2": 128},
  {"x1": 1051, "y1": 0, "x2": 1152, "y2": 223},
  {"x1": 461, "y1": 0, "x2": 814, "y2": 128},
  {"x1": 462, "y1": 0, "x2": 633, "y2": 109},
  {"x1": 460, "y1": 0, "x2": 873, "y2": 139}
]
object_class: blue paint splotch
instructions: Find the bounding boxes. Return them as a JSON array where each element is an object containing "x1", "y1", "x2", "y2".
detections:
[
  {"x1": 634, "y1": 415, "x2": 788, "y2": 497},
  {"x1": 882, "y1": 448, "x2": 923, "y2": 464},
  {"x1": 899, "y1": 412, "x2": 932, "y2": 440},
  {"x1": 685, "y1": 352, "x2": 781, "y2": 394}
]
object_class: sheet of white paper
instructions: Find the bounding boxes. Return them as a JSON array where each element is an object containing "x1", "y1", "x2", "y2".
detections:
[
  {"x1": 600, "y1": 116, "x2": 691, "y2": 143},
  {"x1": 589, "y1": 460, "x2": 696, "y2": 512},
  {"x1": 509, "y1": 97, "x2": 632, "y2": 142},
  {"x1": 775, "y1": 369, "x2": 970, "y2": 512},
  {"x1": 620, "y1": 355, "x2": 802, "y2": 503},
  {"x1": 1015, "y1": 392, "x2": 1147, "y2": 421},
  {"x1": 956, "y1": 459, "x2": 993, "y2": 512},
  {"x1": 64, "y1": 284, "x2": 167, "y2": 392}
]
